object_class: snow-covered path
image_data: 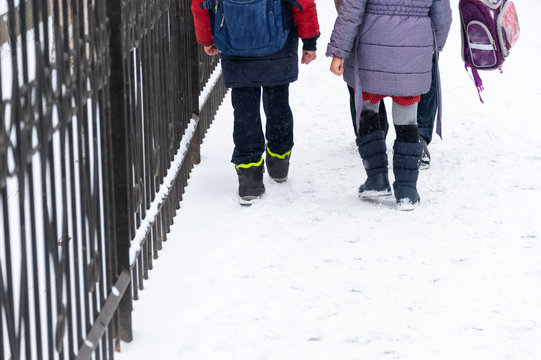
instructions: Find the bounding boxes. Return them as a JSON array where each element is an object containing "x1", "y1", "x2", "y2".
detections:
[{"x1": 116, "y1": 2, "x2": 541, "y2": 359}]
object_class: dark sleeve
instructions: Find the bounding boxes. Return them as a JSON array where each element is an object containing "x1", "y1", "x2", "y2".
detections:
[{"x1": 301, "y1": 34, "x2": 320, "y2": 51}]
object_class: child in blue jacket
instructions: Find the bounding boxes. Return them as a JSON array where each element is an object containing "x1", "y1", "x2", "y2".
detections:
[{"x1": 192, "y1": 0, "x2": 320, "y2": 205}]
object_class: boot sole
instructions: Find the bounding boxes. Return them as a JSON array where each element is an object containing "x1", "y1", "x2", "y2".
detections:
[
  {"x1": 396, "y1": 198, "x2": 419, "y2": 211},
  {"x1": 270, "y1": 176, "x2": 288, "y2": 183},
  {"x1": 239, "y1": 194, "x2": 263, "y2": 206},
  {"x1": 358, "y1": 190, "x2": 393, "y2": 200}
]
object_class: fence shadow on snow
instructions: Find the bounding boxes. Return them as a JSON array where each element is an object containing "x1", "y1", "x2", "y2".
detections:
[{"x1": 0, "y1": 0, "x2": 226, "y2": 359}]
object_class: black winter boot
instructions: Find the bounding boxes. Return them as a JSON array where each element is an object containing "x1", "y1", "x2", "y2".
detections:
[
  {"x1": 392, "y1": 141, "x2": 423, "y2": 210},
  {"x1": 356, "y1": 130, "x2": 392, "y2": 199},
  {"x1": 236, "y1": 159, "x2": 265, "y2": 205},
  {"x1": 265, "y1": 145, "x2": 290, "y2": 183}
]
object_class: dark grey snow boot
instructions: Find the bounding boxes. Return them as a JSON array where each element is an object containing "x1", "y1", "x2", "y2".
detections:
[
  {"x1": 356, "y1": 130, "x2": 392, "y2": 199},
  {"x1": 392, "y1": 140, "x2": 423, "y2": 210},
  {"x1": 265, "y1": 145, "x2": 291, "y2": 183},
  {"x1": 236, "y1": 159, "x2": 265, "y2": 205}
]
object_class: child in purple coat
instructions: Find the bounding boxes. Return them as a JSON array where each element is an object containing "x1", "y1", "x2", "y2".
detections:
[{"x1": 327, "y1": 0, "x2": 452, "y2": 210}]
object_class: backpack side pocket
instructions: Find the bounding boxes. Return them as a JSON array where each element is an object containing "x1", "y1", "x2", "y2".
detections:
[{"x1": 466, "y1": 20, "x2": 498, "y2": 68}]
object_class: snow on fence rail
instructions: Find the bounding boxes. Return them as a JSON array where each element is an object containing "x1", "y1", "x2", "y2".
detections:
[{"x1": 0, "y1": 1, "x2": 226, "y2": 359}]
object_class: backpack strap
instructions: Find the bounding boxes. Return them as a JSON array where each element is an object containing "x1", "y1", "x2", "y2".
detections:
[
  {"x1": 465, "y1": 61, "x2": 485, "y2": 104},
  {"x1": 283, "y1": 0, "x2": 303, "y2": 11},
  {"x1": 201, "y1": 0, "x2": 214, "y2": 9}
]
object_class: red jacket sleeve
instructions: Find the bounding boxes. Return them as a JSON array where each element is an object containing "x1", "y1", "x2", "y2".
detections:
[
  {"x1": 292, "y1": 0, "x2": 320, "y2": 39},
  {"x1": 191, "y1": 0, "x2": 214, "y2": 45}
]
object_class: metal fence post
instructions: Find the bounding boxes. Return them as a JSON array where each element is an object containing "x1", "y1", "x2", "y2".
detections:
[
  {"x1": 191, "y1": 34, "x2": 202, "y2": 165},
  {"x1": 180, "y1": 1, "x2": 202, "y2": 165},
  {"x1": 106, "y1": 0, "x2": 133, "y2": 343}
]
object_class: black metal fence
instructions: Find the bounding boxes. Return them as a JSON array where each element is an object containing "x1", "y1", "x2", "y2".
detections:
[{"x1": 0, "y1": 0, "x2": 226, "y2": 359}]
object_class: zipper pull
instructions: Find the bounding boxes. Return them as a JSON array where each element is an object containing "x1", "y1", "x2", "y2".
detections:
[
  {"x1": 220, "y1": 13, "x2": 225, "y2": 28},
  {"x1": 215, "y1": 0, "x2": 219, "y2": 13}
]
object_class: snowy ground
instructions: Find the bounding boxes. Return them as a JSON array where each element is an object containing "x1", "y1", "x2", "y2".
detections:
[{"x1": 116, "y1": 2, "x2": 541, "y2": 359}]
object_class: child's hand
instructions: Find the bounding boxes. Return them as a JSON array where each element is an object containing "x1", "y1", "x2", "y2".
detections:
[
  {"x1": 301, "y1": 51, "x2": 316, "y2": 65},
  {"x1": 330, "y1": 56, "x2": 344, "y2": 76},
  {"x1": 204, "y1": 44, "x2": 219, "y2": 56}
]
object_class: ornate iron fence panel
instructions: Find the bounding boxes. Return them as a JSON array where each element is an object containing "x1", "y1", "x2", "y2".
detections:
[
  {"x1": 0, "y1": 0, "x2": 227, "y2": 359},
  {"x1": 0, "y1": 0, "x2": 127, "y2": 359}
]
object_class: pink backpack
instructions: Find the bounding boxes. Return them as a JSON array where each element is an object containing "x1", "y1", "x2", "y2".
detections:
[{"x1": 459, "y1": 0, "x2": 520, "y2": 101}]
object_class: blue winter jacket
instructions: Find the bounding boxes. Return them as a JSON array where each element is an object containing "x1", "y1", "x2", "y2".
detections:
[
  {"x1": 219, "y1": 3, "x2": 318, "y2": 88},
  {"x1": 221, "y1": 28, "x2": 300, "y2": 88}
]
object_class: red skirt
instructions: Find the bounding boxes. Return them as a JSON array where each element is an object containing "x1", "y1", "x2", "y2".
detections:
[{"x1": 362, "y1": 92, "x2": 421, "y2": 106}]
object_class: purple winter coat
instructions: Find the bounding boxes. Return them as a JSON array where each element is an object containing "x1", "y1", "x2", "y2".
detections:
[{"x1": 327, "y1": 0, "x2": 452, "y2": 96}]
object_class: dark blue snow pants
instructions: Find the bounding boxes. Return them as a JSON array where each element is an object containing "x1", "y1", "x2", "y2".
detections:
[
  {"x1": 231, "y1": 84, "x2": 293, "y2": 165},
  {"x1": 417, "y1": 55, "x2": 438, "y2": 144}
]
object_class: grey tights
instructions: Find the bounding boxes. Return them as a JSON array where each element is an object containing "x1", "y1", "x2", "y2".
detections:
[{"x1": 362, "y1": 100, "x2": 418, "y2": 126}]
